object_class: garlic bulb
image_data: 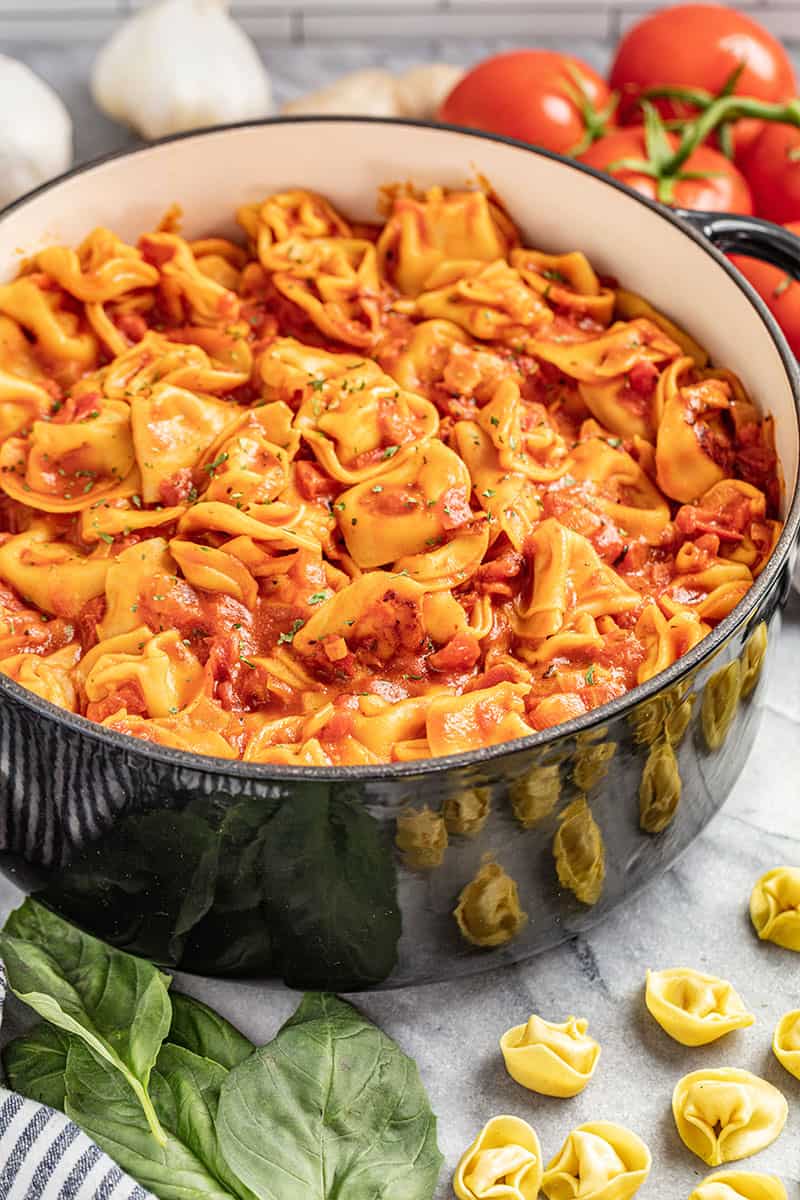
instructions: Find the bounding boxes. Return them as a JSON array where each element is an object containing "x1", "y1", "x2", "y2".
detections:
[
  {"x1": 395, "y1": 64, "x2": 465, "y2": 119},
  {"x1": 0, "y1": 56, "x2": 72, "y2": 208},
  {"x1": 281, "y1": 63, "x2": 464, "y2": 121},
  {"x1": 91, "y1": 0, "x2": 272, "y2": 141},
  {"x1": 281, "y1": 70, "x2": 401, "y2": 119}
]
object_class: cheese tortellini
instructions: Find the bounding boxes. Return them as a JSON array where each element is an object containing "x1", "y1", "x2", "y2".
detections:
[
  {"x1": 672, "y1": 1069, "x2": 787, "y2": 1166},
  {"x1": 688, "y1": 1172, "x2": 787, "y2": 1200},
  {"x1": 749, "y1": 867, "x2": 800, "y2": 951},
  {"x1": 453, "y1": 1115, "x2": 542, "y2": 1200},
  {"x1": 772, "y1": 1009, "x2": 800, "y2": 1081},
  {"x1": 453, "y1": 859, "x2": 527, "y2": 948},
  {"x1": 645, "y1": 968, "x2": 754, "y2": 1046},
  {"x1": 500, "y1": 1013, "x2": 601, "y2": 1097},
  {"x1": 541, "y1": 1121, "x2": 651, "y2": 1200}
]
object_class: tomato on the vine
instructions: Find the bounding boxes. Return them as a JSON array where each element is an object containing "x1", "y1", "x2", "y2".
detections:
[
  {"x1": 609, "y1": 3, "x2": 797, "y2": 157},
  {"x1": 729, "y1": 223, "x2": 800, "y2": 357},
  {"x1": 579, "y1": 126, "x2": 753, "y2": 213},
  {"x1": 739, "y1": 124, "x2": 800, "y2": 224},
  {"x1": 437, "y1": 50, "x2": 615, "y2": 156}
]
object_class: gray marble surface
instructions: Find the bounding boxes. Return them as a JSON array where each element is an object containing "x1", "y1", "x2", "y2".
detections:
[{"x1": 2, "y1": 31, "x2": 800, "y2": 1199}]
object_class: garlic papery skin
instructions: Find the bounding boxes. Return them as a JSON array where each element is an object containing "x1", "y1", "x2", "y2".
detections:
[
  {"x1": 395, "y1": 64, "x2": 465, "y2": 119},
  {"x1": 281, "y1": 70, "x2": 402, "y2": 119},
  {"x1": 91, "y1": 0, "x2": 273, "y2": 141},
  {"x1": 0, "y1": 56, "x2": 72, "y2": 208}
]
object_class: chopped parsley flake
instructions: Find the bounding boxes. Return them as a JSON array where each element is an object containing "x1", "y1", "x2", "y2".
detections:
[{"x1": 278, "y1": 618, "x2": 305, "y2": 645}]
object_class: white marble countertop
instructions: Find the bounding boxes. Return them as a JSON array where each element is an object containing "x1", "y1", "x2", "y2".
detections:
[{"x1": 2, "y1": 33, "x2": 800, "y2": 1199}]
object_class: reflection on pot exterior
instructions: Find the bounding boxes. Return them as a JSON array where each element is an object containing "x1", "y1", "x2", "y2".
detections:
[
  {"x1": 444, "y1": 787, "x2": 491, "y2": 837},
  {"x1": 639, "y1": 740, "x2": 682, "y2": 835},
  {"x1": 395, "y1": 805, "x2": 448, "y2": 869},
  {"x1": 453, "y1": 858, "x2": 528, "y2": 948},
  {"x1": 702, "y1": 658, "x2": 742, "y2": 751},
  {"x1": 553, "y1": 797, "x2": 605, "y2": 906},
  {"x1": 0, "y1": 593, "x2": 783, "y2": 987},
  {"x1": 510, "y1": 762, "x2": 561, "y2": 828}
]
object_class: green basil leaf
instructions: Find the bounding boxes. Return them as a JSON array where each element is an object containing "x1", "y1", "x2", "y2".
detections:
[
  {"x1": 217, "y1": 993, "x2": 443, "y2": 1200},
  {"x1": 3, "y1": 1024, "x2": 71, "y2": 1110},
  {"x1": 169, "y1": 993, "x2": 254, "y2": 1071},
  {"x1": 154, "y1": 1044, "x2": 257, "y2": 1200},
  {"x1": 65, "y1": 1040, "x2": 239, "y2": 1200},
  {"x1": 0, "y1": 898, "x2": 171, "y2": 1144}
]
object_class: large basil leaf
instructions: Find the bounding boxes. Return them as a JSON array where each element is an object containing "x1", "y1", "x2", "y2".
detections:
[
  {"x1": 258, "y1": 785, "x2": 401, "y2": 989},
  {"x1": 169, "y1": 993, "x2": 254, "y2": 1071},
  {"x1": 154, "y1": 1044, "x2": 257, "y2": 1200},
  {"x1": 65, "y1": 1040, "x2": 238, "y2": 1200},
  {"x1": 217, "y1": 993, "x2": 442, "y2": 1200},
  {"x1": 3, "y1": 1024, "x2": 71, "y2": 1110},
  {"x1": 0, "y1": 898, "x2": 171, "y2": 1144}
]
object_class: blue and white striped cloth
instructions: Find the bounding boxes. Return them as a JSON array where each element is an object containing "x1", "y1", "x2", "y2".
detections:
[{"x1": 0, "y1": 964, "x2": 151, "y2": 1200}]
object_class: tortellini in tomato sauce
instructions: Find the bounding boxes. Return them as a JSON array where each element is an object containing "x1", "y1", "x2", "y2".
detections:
[
  {"x1": 541, "y1": 1122, "x2": 651, "y2": 1200},
  {"x1": 553, "y1": 798, "x2": 605, "y2": 905},
  {"x1": 500, "y1": 1013, "x2": 600, "y2": 1097},
  {"x1": 645, "y1": 968, "x2": 754, "y2": 1046},
  {"x1": 688, "y1": 1172, "x2": 787, "y2": 1200},
  {"x1": 672, "y1": 1069, "x2": 788, "y2": 1166},
  {"x1": 0, "y1": 643, "x2": 80, "y2": 710},
  {"x1": 453, "y1": 1115, "x2": 542, "y2": 1200},
  {"x1": 772, "y1": 1010, "x2": 800, "y2": 1081},
  {"x1": 750, "y1": 867, "x2": 800, "y2": 951},
  {"x1": 454, "y1": 859, "x2": 527, "y2": 948}
]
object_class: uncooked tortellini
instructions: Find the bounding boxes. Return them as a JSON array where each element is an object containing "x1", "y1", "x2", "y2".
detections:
[
  {"x1": 750, "y1": 867, "x2": 800, "y2": 951},
  {"x1": 500, "y1": 1013, "x2": 600, "y2": 1097},
  {"x1": 541, "y1": 1121, "x2": 651, "y2": 1200},
  {"x1": 672, "y1": 1068, "x2": 787, "y2": 1166},
  {"x1": 454, "y1": 859, "x2": 527, "y2": 948},
  {"x1": 453, "y1": 1115, "x2": 542, "y2": 1200},
  {"x1": 688, "y1": 1171, "x2": 787, "y2": 1200},
  {"x1": 772, "y1": 1009, "x2": 800, "y2": 1081},
  {"x1": 645, "y1": 968, "x2": 754, "y2": 1046}
]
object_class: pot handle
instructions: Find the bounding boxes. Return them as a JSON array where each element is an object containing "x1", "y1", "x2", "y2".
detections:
[{"x1": 676, "y1": 208, "x2": 800, "y2": 278}]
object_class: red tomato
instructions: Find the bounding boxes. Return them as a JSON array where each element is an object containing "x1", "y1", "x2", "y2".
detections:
[
  {"x1": 609, "y1": 4, "x2": 797, "y2": 156},
  {"x1": 739, "y1": 124, "x2": 800, "y2": 224},
  {"x1": 579, "y1": 127, "x2": 753, "y2": 213},
  {"x1": 438, "y1": 50, "x2": 613, "y2": 155},
  {"x1": 729, "y1": 221, "x2": 800, "y2": 357}
]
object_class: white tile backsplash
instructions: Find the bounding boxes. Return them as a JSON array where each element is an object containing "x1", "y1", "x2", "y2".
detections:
[{"x1": 1, "y1": 0, "x2": 798, "y2": 42}]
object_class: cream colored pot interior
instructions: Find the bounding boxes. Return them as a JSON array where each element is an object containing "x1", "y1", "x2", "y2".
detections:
[{"x1": 1, "y1": 119, "x2": 797, "y2": 506}]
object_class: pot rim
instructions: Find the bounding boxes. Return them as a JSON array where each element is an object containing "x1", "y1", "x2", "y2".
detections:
[{"x1": 0, "y1": 114, "x2": 797, "y2": 782}]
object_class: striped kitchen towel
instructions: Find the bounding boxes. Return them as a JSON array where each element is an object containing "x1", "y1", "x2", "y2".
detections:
[{"x1": 0, "y1": 964, "x2": 152, "y2": 1200}]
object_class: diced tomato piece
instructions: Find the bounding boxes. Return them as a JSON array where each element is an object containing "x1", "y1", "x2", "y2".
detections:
[
  {"x1": 627, "y1": 360, "x2": 659, "y2": 397},
  {"x1": 139, "y1": 236, "x2": 176, "y2": 267},
  {"x1": 428, "y1": 631, "x2": 481, "y2": 673},
  {"x1": 114, "y1": 312, "x2": 148, "y2": 343},
  {"x1": 295, "y1": 459, "x2": 338, "y2": 501}
]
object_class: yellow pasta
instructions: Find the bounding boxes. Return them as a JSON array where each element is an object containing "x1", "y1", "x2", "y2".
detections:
[
  {"x1": 672, "y1": 1069, "x2": 787, "y2": 1166},
  {"x1": 500, "y1": 1013, "x2": 600, "y2": 1097},
  {"x1": 541, "y1": 1121, "x2": 651, "y2": 1200},
  {"x1": 688, "y1": 1172, "x2": 787, "y2": 1200},
  {"x1": 453, "y1": 1115, "x2": 542, "y2": 1200},
  {"x1": 645, "y1": 968, "x2": 754, "y2": 1046},
  {"x1": 750, "y1": 867, "x2": 800, "y2": 951},
  {"x1": 772, "y1": 1010, "x2": 800, "y2": 1081}
]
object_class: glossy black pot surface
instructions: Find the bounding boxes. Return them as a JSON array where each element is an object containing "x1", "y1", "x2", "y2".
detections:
[{"x1": 0, "y1": 119, "x2": 798, "y2": 990}]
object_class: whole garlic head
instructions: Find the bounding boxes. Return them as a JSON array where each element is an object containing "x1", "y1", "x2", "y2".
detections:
[
  {"x1": 280, "y1": 63, "x2": 464, "y2": 121},
  {"x1": 92, "y1": 0, "x2": 272, "y2": 140},
  {"x1": 0, "y1": 56, "x2": 72, "y2": 207}
]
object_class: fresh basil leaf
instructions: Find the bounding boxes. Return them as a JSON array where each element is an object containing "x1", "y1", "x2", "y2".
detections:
[
  {"x1": 0, "y1": 898, "x2": 171, "y2": 1144},
  {"x1": 3, "y1": 1024, "x2": 71, "y2": 1110},
  {"x1": 217, "y1": 992, "x2": 443, "y2": 1200},
  {"x1": 65, "y1": 1040, "x2": 239, "y2": 1200},
  {"x1": 169, "y1": 993, "x2": 254, "y2": 1071},
  {"x1": 154, "y1": 1044, "x2": 257, "y2": 1200}
]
